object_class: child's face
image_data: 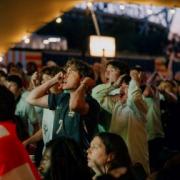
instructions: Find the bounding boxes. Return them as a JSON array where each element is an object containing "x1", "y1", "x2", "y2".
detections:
[{"x1": 6, "y1": 81, "x2": 21, "y2": 97}]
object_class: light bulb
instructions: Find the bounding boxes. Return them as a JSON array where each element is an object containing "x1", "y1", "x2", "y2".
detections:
[{"x1": 56, "y1": 17, "x2": 62, "y2": 24}]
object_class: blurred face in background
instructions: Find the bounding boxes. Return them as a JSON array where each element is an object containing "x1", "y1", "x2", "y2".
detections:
[
  {"x1": 41, "y1": 74, "x2": 52, "y2": 84},
  {"x1": 0, "y1": 76, "x2": 7, "y2": 86},
  {"x1": 41, "y1": 73, "x2": 62, "y2": 94},
  {"x1": 105, "y1": 65, "x2": 120, "y2": 84},
  {"x1": 6, "y1": 81, "x2": 21, "y2": 98},
  {"x1": 158, "y1": 81, "x2": 177, "y2": 94}
]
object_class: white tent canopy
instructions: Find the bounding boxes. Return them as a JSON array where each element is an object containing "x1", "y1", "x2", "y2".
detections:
[{"x1": 0, "y1": 0, "x2": 180, "y2": 55}]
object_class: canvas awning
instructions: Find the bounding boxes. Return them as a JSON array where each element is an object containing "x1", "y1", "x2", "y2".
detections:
[{"x1": 0, "y1": 0, "x2": 179, "y2": 55}]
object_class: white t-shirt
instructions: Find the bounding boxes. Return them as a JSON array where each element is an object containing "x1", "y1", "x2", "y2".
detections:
[{"x1": 42, "y1": 109, "x2": 55, "y2": 145}]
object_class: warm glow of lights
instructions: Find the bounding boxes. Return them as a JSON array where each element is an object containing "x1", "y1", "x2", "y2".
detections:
[
  {"x1": 87, "y1": 1, "x2": 93, "y2": 9},
  {"x1": 89, "y1": 35, "x2": 116, "y2": 57},
  {"x1": 43, "y1": 40, "x2": 49, "y2": 44},
  {"x1": 0, "y1": 56, "x2": 3, "y2": 62},
  {"x1": 56, "y1": 17, "x2": 62, "y2": 23},
  {"x1": 48, "y1": 37, "x2": 61, "y2": 42},
  {"x1": 24, "y1": 38, "x2": 30, "y2": 44},
  {"x1": 22, "y1": 35, "x2": 29, "y2": 40}
]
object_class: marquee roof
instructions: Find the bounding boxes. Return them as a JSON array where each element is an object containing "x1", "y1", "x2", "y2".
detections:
[{"x1": 0, "y1": 0, "x2": 179, "y2": 55}]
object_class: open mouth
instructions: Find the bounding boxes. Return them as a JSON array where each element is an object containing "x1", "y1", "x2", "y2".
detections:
[
  {"x1": 62, "y1": 80, "x2": 67, "y2": 84},
  {"x1": 106, "y1": 78, "x2": 109, "y2": 82},
  {"x1": 119, "y1": 92, "x2": 125, "y2": 98}
]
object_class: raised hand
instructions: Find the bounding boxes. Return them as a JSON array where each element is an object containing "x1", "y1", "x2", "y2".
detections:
[
  {"x1": 113, "y1": 74, "x2": 128, "y2": 88},
  {"x1": 31, "y1": 71, "x2": 40, "y2": 88},
  {"x1": 130, "y1": 70, "x2": 141, "y2": 84},
  {"x1": 80, "y1": 77, "x2": 96, "y2": 91},
  {"x1": 52, "y1": 71, "x2": 64, "y2": 84}
]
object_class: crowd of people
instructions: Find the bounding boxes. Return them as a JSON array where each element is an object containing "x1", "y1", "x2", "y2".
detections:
[{"x1": 0, "y1": 57, "x2": 179, "y2": 180}]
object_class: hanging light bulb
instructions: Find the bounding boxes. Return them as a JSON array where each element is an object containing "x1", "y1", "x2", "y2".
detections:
[
  {"x1": 24, "y1": 38, "x2": 30, "y2": 44},
  {"x1": 56, "y1": 17, "x2": 62, "y2": 24}
]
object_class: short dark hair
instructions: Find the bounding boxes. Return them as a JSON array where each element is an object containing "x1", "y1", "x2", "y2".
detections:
[
  {"x1": 65, "y1": 59, "x2": 95, "y2": 79},
  {"x1": 121, "y1": 75, "x2": 131, "y2": 85},
  {"x1": 130, "y1": 65, "x2": 144, "y2": 72},
  {"x1": 26, "y1": 62, "x2": 38, "y2": 76},
  {"x1": 106, "y1": 60, "x2": 129, "y2": 75},
  {"x1": 7, "y1": 75, "x2": 23, "y2": 88},
  {"x1": 0, "y1": 85, "x2": 15, "y2": 121},
  {"x1": 0, "y1": 70, "x2": 7, "y2": 78},
  {"x1": 41, "y1": 66, "x2": 65, "y2": 77}
]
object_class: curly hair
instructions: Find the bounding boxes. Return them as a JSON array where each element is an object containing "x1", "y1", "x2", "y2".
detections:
[{"x1": 65, "y1": 59, "x2": 95, "y2": 79}]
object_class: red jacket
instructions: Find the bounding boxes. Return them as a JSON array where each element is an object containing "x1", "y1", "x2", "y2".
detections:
[{"x1": 0, "y1": 121, "x2": 41, "y2": 180}]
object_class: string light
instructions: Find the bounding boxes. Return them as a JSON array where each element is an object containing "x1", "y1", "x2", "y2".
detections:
[
  {"x1": 43, "y1": 39, "x2": 49, "y2": 45},
  {"x1": 24, "y1": 38, "x2": 30, "y2": 44},
  {"x1": 56, "y1": 17, "x2": 62, "y2": 24},
  {"x1": 0, "y1": 56, "x2": 3, "y2": 62},
  {"x1": 77, "y1": 2, "x2": 175, "y2": 27},
  {"x1": 22, "y1": 35, "x2": 29, "y2": 40}
]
